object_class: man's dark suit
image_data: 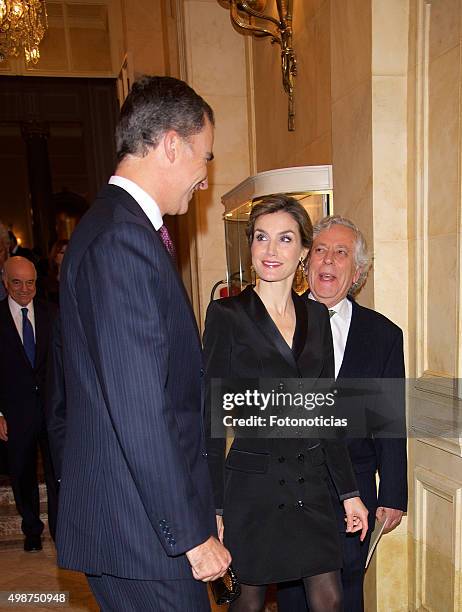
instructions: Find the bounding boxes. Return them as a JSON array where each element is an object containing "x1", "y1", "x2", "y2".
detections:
[
  {"x1": 49, "y1": 185, "x2": 216, "y2": 607},
  {"x1": 278, "y1": 298, "x2": 407, "y2": 612},
  {"x1": 0, "y1": 297, "x2": 57, "y2": 539}
]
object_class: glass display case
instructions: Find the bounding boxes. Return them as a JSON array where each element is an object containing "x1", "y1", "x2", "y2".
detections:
[{"x1": 220, "y1": 166, "x2": 333, "y2": 296}]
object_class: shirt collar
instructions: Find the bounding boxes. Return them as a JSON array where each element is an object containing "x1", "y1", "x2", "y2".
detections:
[
  {"x1": 308, "y1": 292, "x2": 351, "y2": 320},
  {"x1": 329, "y1": 296, "x2": 351, "y2": 321},
  {"x1": 109, "y1": 175, "x2": 163, "y2": 231},
  {"x1": 8, "y1": 295, "x2": 34, "y2": 314}
]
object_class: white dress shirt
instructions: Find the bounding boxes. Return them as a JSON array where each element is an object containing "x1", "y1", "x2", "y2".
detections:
[
  {"x1": 309, "y1": 293, "x2": 352, "y2": 379},
  {"x1": 8, "y1": 296, "x2": 35, "y2": 343},
  {"x1": 109, "y1": 175, "x2": 163, "y2": 231}
]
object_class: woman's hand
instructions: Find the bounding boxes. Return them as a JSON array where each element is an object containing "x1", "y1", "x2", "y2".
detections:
[
  {"x1": 216, "y1": 514, "x2": 224, "y2": 544},
  {"x1": 343, "y1": 496, "x2": 368, "y2": 541}
]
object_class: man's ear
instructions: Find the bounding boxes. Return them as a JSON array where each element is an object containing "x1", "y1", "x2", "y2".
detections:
[
  {"x1": 163, "y1": 130, "x2": 179, "y2": 163},
  {"x1": 352, "y1": 266, "x2": 362, "y2": 285}
]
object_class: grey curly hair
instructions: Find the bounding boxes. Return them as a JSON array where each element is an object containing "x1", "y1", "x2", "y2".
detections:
[{"x1": 311, "y1": 215, "x2": 372, "y2": 295}]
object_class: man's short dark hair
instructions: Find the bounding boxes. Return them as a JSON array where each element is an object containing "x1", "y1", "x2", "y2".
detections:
[{"x1": 115, "y1": 76, "x2": 214, "y2": 162}]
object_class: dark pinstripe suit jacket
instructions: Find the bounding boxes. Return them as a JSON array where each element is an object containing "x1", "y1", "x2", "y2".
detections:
[{"x1": 52, "y1": 184, "x2": 216, "y2": 579}]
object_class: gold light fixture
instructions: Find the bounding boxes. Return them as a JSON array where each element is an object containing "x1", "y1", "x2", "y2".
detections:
[
  {"x1": 219, "y1": 0, "x2": 296, "y2": 131},
  {"x1": 0, "y1": 0, "x2": 48, "y2": 65}
]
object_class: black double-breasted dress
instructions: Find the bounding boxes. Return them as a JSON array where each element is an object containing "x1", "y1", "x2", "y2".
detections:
[{"x1": 203, "y1": 286, "x2": 359, "y2": 585}]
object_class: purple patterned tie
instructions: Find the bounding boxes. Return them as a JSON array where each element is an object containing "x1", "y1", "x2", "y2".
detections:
[{"x1": 158, "y1": 224, "x2": 176, "y2": 261}]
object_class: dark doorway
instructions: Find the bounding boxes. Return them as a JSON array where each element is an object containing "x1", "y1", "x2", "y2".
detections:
[{"x1": 0, "y1": 76, "x2": 118, "y2": 256}]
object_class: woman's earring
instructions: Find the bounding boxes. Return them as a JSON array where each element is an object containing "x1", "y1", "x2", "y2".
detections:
[
  {"x1": 294, "y1": 256, "x2": 308, "y2": 294},
  {"x1": 250, "y1": 264, "x2": 257, "y2": 285}
]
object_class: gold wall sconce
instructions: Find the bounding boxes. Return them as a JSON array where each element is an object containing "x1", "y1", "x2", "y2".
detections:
[{"x1": 219, "y1": 0, "x2": 297, "y2": 131}]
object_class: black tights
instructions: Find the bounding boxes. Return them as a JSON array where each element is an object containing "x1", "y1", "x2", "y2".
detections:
[{"x1": 229, "y1": 570, "x2": 343, "y2": 612}]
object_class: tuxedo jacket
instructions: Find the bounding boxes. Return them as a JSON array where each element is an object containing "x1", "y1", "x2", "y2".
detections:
[
  {"x1": 336, "y1": 298, "x2": 408, "y2": 512},
  {"x1": 204, "y1": 285, "x2": 359, "y2": 511},
  {"x1": 50, "y1": 184, "x2": 216, "y2": 580},
  {"x1": 0, "y1": 298, "x2": 55, "y2": 430}
]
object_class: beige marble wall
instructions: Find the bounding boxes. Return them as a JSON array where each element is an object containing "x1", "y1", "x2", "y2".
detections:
[
  {"x1": 407, "y1": 0, "x2": 462, "y2": 610},
  {"x1": 425, "y1": 0, "x2": 460, "y2": 377},
  {"x1": 252, "y1": 0, "x2": 332, "y2": 172},
  {"x1": 330, "y1": 0, "x2": 374, "y2": 308},
  {"x1": 122, "y1": 0, "x2": 166, "y2": 77},
  {"x1": 371, "y1": 0, "x2": 409, "y2": 337},
  {"x1": 407, "y1": 0, "x2": 461, "y2": 381},
  {"x1": 331, "y1": 2, "x2": 411, "y2": 609},
  {"x1": 181, "y1": 0, "x2": 251, "y2": 327}
]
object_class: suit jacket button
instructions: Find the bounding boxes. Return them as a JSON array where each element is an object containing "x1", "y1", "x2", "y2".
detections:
[
  {"x1": 297, "y1": 453, "x2": 305, "y2": 463},
  {"x1": 278, "y1": 503, "x2": 285, "y2": 510},
  {"x1": 202, "y1": 451, "x2": 208, "y2": 458},
  {"x1": 278, "y1": 456, "x2": 285, "y2": 463},
  {"x1": 297, "y1": 500, "x2": 304, "y2": 508},
  {"x1": 200, "y1": 368, "x2": 204, "y2": 377},
  {"x1": 279, "y1": 479, "x2": 285, "y2": 486},
  {"x1": 298, "y1": 477, "x2": 305, "y2": 484}
]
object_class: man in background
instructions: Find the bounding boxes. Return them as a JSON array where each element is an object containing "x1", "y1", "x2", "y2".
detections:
[
  {"x1": 0, "y1": 256, "x2": 57, "y2": 551},
  {"x1": 48, "y1": 76, "x2": 230, "y2": 611},
  {"x1": 278, "y1": 215, "x2": 407, "y2": 612}
]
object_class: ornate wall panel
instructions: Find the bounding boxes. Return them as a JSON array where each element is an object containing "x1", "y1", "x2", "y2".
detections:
[{"x1": 414, "y1": 466, "x2": 462, "y2": 610}]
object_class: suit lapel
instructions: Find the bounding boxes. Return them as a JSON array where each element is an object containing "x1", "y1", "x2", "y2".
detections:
[
  {"x1": 292, "y1": 292, "x2": 308, "y2": 363},
  {"x1": 34, "y1": 300, "x2": 48, "y2": 371},
  {"x1": 238, "y1": 286, "x2": 298, "y2": 371},
  {"x1": 0, "y1": 299, "x2": 33, "y2": 370},
  {"x1": 113, "y1": 185, "x2": 201, "y2": 345},
  {"x1": 296, "y1": 299, "x2": 328, "y2": 379},
  {"x1": 338, "y1": 300, "x2": 364, "y2": 378}
]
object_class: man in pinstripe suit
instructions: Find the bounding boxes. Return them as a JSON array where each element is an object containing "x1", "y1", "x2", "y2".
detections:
[{"x1": 48, "y1": 76, "x2": 231, "y2": 611}]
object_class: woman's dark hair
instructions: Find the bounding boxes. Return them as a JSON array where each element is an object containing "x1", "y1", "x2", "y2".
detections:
[
  {"x1": 115, "y1": 76, "x2": 214, "y2": 162},
  {"x1": 246, "y1": 194, "x2": 313, "y2": 260}
]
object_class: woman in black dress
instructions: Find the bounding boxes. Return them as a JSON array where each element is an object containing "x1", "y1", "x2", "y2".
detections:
[{"x1": 204, "y1": 195, "x2": 368, "y2": 611}]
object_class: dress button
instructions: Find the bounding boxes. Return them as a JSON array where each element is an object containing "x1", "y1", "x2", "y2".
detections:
[
  {"x1": 279, "y1": 479, "x2": 285, "y2": 486},
  {"x1": 297, "y1": 500, "x2": 304, "y2": 508},
  {"x1": 278, "y1": 456, "x2": 285, "y2": 463},
  {"x1": 297, "y1": 453, "x2": 305, "y2": 463},
  {"x1": 278, "y1": 503, "x2": 285, "y2": 510},
  {"x1": 170, "y1": 538, "x2": 176, "y2": 545}
]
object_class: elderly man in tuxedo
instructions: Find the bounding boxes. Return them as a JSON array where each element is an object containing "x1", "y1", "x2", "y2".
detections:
[
  {"x1": 277, "y1": 215, "x2": 407, "y2": 612},
  {"x1": 0, "y1": 256, "x2": 57, "y2": 551},
  {"x1": 47, "y1": 76, "x2": 230, "y2": 612}
]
